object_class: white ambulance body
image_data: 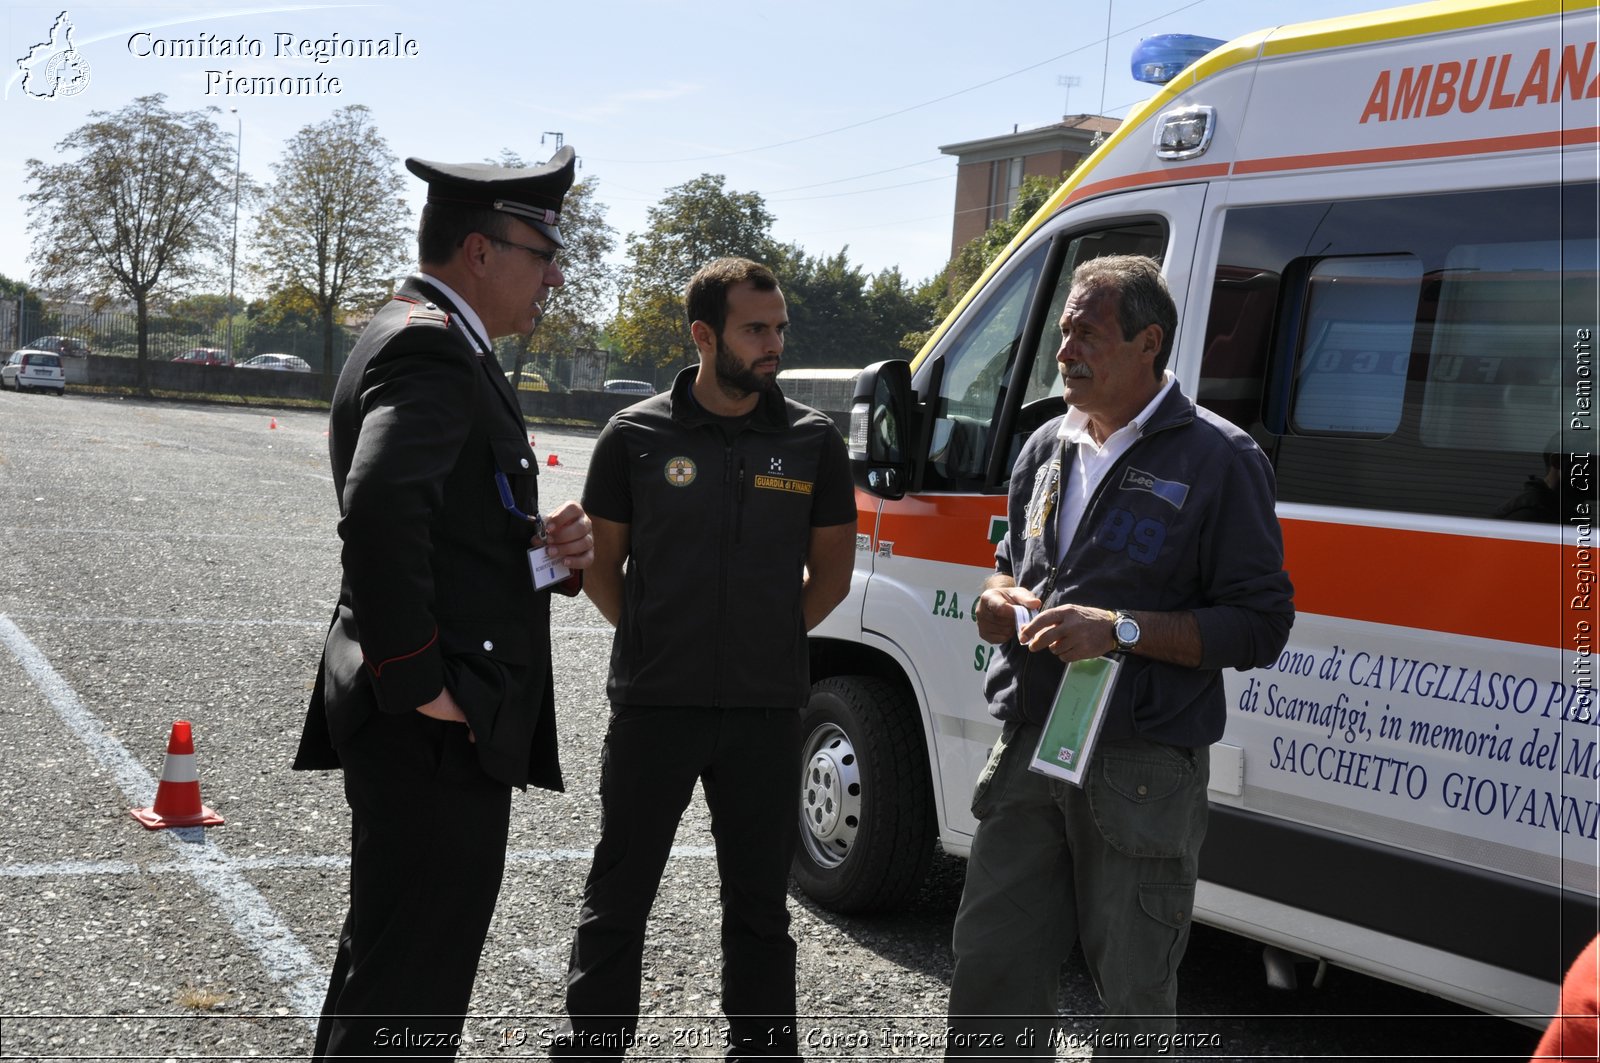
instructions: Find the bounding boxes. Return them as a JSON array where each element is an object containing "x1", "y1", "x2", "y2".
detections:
[{"x1": 796, "y1": 0, "x2": 1599, "y2": 1020}]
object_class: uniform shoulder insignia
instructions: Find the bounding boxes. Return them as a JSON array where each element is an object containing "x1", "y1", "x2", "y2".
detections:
[{"x1": 399, "y1": 298, "x2": 451, "y2": 328}]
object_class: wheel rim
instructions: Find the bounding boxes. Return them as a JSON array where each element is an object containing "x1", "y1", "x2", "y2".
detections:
[{"x1": 798, "y1": 721, "x2": 862, "y2": 870}]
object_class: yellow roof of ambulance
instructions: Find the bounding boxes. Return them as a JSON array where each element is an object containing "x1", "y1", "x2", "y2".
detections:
[{"x1": 910, "y1": 0, "x2": 1589, "y2": 368}]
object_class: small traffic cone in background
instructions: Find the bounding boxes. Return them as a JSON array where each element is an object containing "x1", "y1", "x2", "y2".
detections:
[
  {"x1": 268, "y1": 418, "x2": 278, "y2": 430},
  {"x1": 529, "y1": 433, "x2": 536, "y2": 446},
  {"x1": 131, "y1": 720, "x2": 225, "y2": 830},
  {"x1": 547, "y1": 453, "x2": 560, "y2": 467}
]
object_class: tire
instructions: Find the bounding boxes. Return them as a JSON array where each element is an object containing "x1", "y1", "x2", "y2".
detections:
[{"x1": 793, "y1": 675, "x2": 934, "y2": 914}]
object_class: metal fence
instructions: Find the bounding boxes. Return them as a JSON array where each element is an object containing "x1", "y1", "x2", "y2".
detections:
[
  {"x1": 1, "y1": 297, "x2": 684, "y2": 389},
  {"x1": 0, "y1": 296, "x2": 355, "y2": 372},
  {"x1": 507, "y1": 346, "x2": 689, "y2": 395}
]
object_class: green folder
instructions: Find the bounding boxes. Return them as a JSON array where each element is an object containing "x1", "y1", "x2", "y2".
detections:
[{"x1": 1028, "y1": 655, "x2": 1121, "y2": 787}]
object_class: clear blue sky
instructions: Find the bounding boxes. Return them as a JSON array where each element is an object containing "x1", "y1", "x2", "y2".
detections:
[{"x1": 1, "y1": 0, "x2": 1397, "y2": 295}]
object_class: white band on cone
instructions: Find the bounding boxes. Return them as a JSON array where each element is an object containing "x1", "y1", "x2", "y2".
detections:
[{"x1": 161, "y1": 752, "x2": 199, "y2": 784}]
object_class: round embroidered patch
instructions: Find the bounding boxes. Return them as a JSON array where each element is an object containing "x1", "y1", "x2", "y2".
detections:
[{"x1": 664, "y1": 457, "x2": 697, "y2": 487}]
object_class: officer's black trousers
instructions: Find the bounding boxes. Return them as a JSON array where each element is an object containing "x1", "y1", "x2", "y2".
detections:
[
  {"x1": 313, "y1": 711, "x2": 512, "y2": 1060},
  {"x1": 555, "y1": 706, "x2": 802, "y2": 1062}
]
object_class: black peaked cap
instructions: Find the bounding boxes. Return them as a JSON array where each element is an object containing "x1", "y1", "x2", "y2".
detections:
[{"x1": 406, "y1": 145, "x2": 576, "y2": 247}]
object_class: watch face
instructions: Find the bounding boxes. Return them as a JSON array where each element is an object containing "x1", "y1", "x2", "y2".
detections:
[{"x1": 1116, "y1": 618, "x2": 1139, "y2": 645}]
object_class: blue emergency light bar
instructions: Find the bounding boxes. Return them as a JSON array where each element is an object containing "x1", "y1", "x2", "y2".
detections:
[{"x1": 1131, "y1": 34, "x2": 1226, "y2": 85}]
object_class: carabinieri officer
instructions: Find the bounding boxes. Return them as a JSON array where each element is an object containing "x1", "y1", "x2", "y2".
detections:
[{"x1": 294, "y1": 147, "x2": 595, "y2": 1060}]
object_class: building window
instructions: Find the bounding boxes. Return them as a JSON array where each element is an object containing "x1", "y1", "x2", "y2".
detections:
[{"x1": 989, "y1": 157, "x2": 1024, "y2": 226}]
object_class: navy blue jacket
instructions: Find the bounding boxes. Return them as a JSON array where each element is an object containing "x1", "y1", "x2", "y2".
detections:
[{"x1": 986, "y1": 384, "x2": 1294, "y2": 747}]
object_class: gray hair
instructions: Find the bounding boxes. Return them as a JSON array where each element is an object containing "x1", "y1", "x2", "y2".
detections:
[{"x1": 1070, "y1": 254, "x2": 1177, "y2": 375}]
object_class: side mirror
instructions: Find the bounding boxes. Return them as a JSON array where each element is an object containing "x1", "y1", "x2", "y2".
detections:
[{"x1": 849, "y1": 359, "x2": 913, "y2": 500}]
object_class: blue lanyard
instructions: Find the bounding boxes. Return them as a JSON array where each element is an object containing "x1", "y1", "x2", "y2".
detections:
[{"x1": 494, "y1": 469, "x2": 545, "y2": 539}]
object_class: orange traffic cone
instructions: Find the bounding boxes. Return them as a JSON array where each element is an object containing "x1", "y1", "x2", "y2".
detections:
[
  {"x1": 269, "y1": 418, "x2": 278, "y2": 430},
  {"x1": 131, "y1": 720, "x2": 225, "y2": 830},
  {"x1": 547, "y1": 453, "x2": 560, "y2": 466}
]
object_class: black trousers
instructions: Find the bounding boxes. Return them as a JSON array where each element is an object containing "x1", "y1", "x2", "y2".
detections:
[
  {"x1": 554, "y1": 706, "x2": 801, "y2": 1062},
  {"x1": 313, "y1": 711, "x2": 512, "y2": 1060}
]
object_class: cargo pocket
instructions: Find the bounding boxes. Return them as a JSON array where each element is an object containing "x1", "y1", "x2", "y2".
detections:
[
  {"x1": 1138, "y1": 881, "x2": 1195, "y2": 933},
  {"x1": 1139, "y1": 881, "x2": 1197, "y2": 987},
  {"x1": 1086, "y1": 740, "x2": 1205, "y2": 859},
  {"x1": 970, "y1": 722, "x2": 1022, "y2": 820}
]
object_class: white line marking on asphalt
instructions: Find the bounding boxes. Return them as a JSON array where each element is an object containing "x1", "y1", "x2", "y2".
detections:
[
  {"x1": 0, "y1": 526, "x2": 328, "y2": 542},
  {"x1": 4, "y1": 614, "x2": 326, "y2": 627},
  {"x1": 3, "y1": 614, "x2": 614, "y2": 634},
  {"x1": 0, "y1": 847, "x2": 719, "y2": 878},
  {"x1": 0, "y1": 614, "x2": 327, "y2": 1021}
]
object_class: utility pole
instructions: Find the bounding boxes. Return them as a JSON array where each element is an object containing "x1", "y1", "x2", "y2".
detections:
[{"x1": 226, "y1": 108, "x2": 241, "y2": 364}]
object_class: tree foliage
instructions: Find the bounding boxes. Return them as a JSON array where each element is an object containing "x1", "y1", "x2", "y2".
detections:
[
  {"x1": 252, "y1": 105, "x2": 410, "y2": 385},
  {"x1": 613, "y1": 174, "x2": 777, "y2": 368},
  {"x1": 159, "y1": 293, "x2": 232, "y2": 332},
  {"x1": 0, "y1": 273, "x2": 45, "y2": 328},
  {"x1": 770, "y1": 246, "x2": 935, "y2": 370},
  {"x1": 23, "y1": 94, "x2": 238, "y2": 384}
]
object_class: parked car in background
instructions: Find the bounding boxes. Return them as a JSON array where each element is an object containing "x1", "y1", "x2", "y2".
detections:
[
  {"x1": 505, "y1": 369, "x2": 549, "y2": 392},
  {"x1": 238, "y1": 353, "x2": 312, "y2": 373},
  {"x1": 172, "y1": 347, "x2": 231, "y2": 366},
  {"x1": 25, "y1": 335, "x2": 91, "y2": 358},
  {"x1": 602, "y1": 379, "x2": 655, "y2": 396},
  {"x1": 1, "y1": 349, "x2": 66, "y2": 393}
]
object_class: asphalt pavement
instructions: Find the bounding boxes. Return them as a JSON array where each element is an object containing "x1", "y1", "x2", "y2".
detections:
[{"x1": 0, "y1": 389, "x2": 1541, "y2": 1060}]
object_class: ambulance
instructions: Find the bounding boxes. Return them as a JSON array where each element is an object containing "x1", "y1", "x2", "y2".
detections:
[{"x1": 795, "y1": 0, "x2": 1599, "y2": 1020}]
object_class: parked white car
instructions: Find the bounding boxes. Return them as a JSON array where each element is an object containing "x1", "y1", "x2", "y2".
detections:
[
  {"x1": 238, "y1": 353, "x2": 312, "y2": 373},
  {"x1": 1, "y1": 349, "x2": 66, "y2": 393},
  {"x1": 602, "y1": 378, "x2": 655, "y2": 396}
]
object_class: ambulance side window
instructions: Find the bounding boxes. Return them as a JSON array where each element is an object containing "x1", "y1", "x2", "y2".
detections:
[
  {"x1": 922, "y1": 244, "x2": 1048, "y2": 491},
  {"x1": 1278, "y1": 256, "x2": 1420, "y2": 437},
  {"x1": 1199, "y1": 183, "x2": 1594, "y2": 522}
]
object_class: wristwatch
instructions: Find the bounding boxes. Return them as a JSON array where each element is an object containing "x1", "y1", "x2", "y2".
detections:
[{"x1": 1112, "y1": 610, "x2": 1141, "y2": 653}]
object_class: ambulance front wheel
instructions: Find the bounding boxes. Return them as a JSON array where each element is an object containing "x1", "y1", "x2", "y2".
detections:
[{"x1": 793, "y1": 675, "x2": 934, "y2": 914}]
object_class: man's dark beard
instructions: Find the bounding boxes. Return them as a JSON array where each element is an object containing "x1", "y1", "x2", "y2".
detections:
[{"x1": 715, "y1": 335, "x2": 777, "y2": 397}]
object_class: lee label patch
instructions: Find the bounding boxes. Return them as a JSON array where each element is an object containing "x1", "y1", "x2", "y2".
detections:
[
  {"x1": 1119, "y1": 467, "x2": 1189, "y2": 510},
  {"x1": 665, "y1": 457, "x2": 697, "y2": 487},
  {"x1": 753, "y1": 474, "x2": 813, "y2": 496}
]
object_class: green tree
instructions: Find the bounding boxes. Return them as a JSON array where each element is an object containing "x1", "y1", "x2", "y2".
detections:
[
  {"x1": 764, "y1": 246, "x2": 936, "y2": 370},
  {"x1": 236, "y1": 286, "x2": 333, "y2": 361},
  {"x1": 864, "y1": 265, "x2": 939, "y2": 361},
  {"x1": 0, "y1": 274, "x2": 34, "y2": 300},
  {"x1": 23, "y1": 94, "x2": 238, "y2": 388},
  {"x1": 771, "y1": 246, "x2": 869, "y2": 370},
  {"x1": 613, "y1": 174, "x2": 777, "y2": 369},
  {"x1": 907, "y1": 173, "x2": 1062, "y2": 353},
  {"x1": 0, "y1": 274, "x2": 45, "y2": 348},
  {"x1": 252, "y1": 105, "x2": 410, "y2": 385},
  {"x1": 161, "y1": 293, "x2": 231, "y2": 332}
]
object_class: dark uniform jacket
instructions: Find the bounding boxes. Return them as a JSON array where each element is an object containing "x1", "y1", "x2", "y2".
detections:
[
  {"x1": 583, "y1": 366, "x2": 854, "y2": 709},
  {"x1": 985, "y1": 385, "x2": 1295, "y2": 748},
  {"x1": 293, "y1": 276, "x2": 568, "y2": 791}
]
